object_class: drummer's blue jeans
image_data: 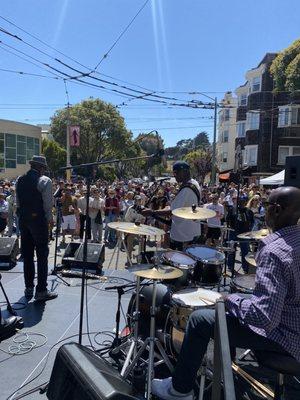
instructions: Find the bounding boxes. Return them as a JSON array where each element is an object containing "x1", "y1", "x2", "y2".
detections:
[{"x1": 172, "y1": 308, "x2": 286, "y2": 394}]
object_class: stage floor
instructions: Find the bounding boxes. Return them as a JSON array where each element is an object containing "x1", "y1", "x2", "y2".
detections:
[{"x1": 0, "y1": 262, "x2": 299, "y2": 400}]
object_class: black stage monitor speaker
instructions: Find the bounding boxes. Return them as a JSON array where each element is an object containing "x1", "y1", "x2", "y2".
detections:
[
  {"x1": 47, "y1": 343, "x2": 139, "y2": 400},
  {"x1": 62, "y1": 242, "x2": 105, "y2": 272},
  {"x1": 0, "y1": 237, "x2": 19, "y2": 269},
  {"x1": 284, "y1": 155, "x2": 300, "y2": 188}
]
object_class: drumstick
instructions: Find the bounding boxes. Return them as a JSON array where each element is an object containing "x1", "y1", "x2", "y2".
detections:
[{"x1": 232, "y1": 363, "x2": 274, "y2": 398}]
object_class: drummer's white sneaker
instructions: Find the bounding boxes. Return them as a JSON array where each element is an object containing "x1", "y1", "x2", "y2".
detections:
[{"x1": 151, "y1": 377, "x2": 194, "y2": 399}]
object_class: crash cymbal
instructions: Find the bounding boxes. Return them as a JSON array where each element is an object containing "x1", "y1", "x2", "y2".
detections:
[
  {"x1": 108, "y1": 222, "x2": 165, "y2": 237},
  {"x1": 172, "y1": 206, "x2": 216, "y2": 220},
  {"x1": 245, "y1": 253, "x2": 257, "y2": 267},
  {"x1": 237, "y1": 229, "x2": 269, "y2": 240},
  {"x1": 131, "y1": 264, "x2": 183, "y2": 280}
]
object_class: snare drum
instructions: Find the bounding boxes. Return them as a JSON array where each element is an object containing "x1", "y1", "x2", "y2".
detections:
[
  {"x1": 161, "y1": 250, "x2": 196, "y2": 288},
  {"x1": 230, "y1": 274, "x2": 256, "y2": 294},
  {"x1": 185, "y1": 245, "x2": 225, "y2": 285},
  {"x1": 164, "y1": 287, "x2": 222, "y2": 357}
]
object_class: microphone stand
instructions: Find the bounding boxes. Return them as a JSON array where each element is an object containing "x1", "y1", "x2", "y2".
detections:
[
  {"x1": 51, "y1": 200, "x2": 70, "y2": 286},
  {"x1": 61, "y1": 151, "x2": 160, "y2": 344}
]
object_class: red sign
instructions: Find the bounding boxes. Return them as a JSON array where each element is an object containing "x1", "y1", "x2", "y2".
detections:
[{"x1": 69, "y1": 126, "x2": 80, "y2": 147}]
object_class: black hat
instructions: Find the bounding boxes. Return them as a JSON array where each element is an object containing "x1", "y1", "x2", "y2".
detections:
[{"x1": 172, "y1": 161, "x2": 190, "y2": 171}]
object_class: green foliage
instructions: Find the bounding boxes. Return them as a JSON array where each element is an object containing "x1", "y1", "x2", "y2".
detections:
[
  {"x1": 270, "y1": 39, "x2": 300, "y2": 92},
  {"x1": 49, "y1": 97, "x2": 146, "y2": 179},
  {"x1": 165, "y1": 131, "x2": 210, "y2": 161},
  {"x1": 41, "y1": 139, "x2": 66, "y2": 174},
  {"x1": 184, "y1": 148, "x2": 212, "y2": 183},
  {"x1": 50, "y1": 97, "x2": 136, "y2": 164}
]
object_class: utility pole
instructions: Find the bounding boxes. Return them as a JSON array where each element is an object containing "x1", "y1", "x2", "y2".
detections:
[
  {"x1": 64, "y1": 80, "x2": 71, "y2": 181},
  {"x1": 211, "y1": 97, "x2": 218, "y2": 185}
]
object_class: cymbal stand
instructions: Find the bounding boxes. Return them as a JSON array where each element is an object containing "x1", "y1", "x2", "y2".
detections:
[
  {"x1": 117, "y1": 275, "x2": 143, "y2": 375},
  {"x1": 122, "y1": 279, "x2": 174, "y2": 400},
  {"x1": 0, "y1": 273, "x2": 17, "y2": 316},
  {"x1": 107, "y1": 232, "x2": 132, "y2": 269}
]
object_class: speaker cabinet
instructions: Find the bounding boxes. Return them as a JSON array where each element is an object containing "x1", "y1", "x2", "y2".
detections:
[
  {"x1": 47, "y1": 343, "x2": 138, "y2": 400},
  {"x1": 0, "y1": 237, "x2": 19, "y2": 269},
  {"x1": 62, "y1": 242, "x2": 105, "y2": 272},
  {"x1": 284, "y1": 155, "x2": 300, "y2": 188}
]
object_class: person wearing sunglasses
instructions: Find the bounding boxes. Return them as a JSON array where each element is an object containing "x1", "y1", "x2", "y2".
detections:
[{"x1": 152, "y1": 186, "x2": 300, "y2": 400}]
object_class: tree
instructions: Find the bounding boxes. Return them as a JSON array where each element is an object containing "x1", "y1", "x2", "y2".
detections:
[
  {"x1": 184, "y1": 148, "x2": 212, "y2": 183},
  {"x1": 270, "y1": 39, "x2": 300, "y2": 92},
  {"x1": 42, "y1": 139, "x2": 66, "y2": 174},
  {"x1": 50, "y1": 98, "x2": 138, "y2": 165},
  {"x1": 194, "y1": 131, "x2": 210, "y2": 149},
  {"x1": 135, "y1": 132, "x2": 166, "y2": 175}
]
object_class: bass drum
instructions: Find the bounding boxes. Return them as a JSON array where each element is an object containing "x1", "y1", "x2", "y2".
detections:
[
  {"x1": 163, "y1": 288, "x2": 222, "y2": 359},
  {"x1": 127, "y1": 283, "x2": 172, "y2": 338}
]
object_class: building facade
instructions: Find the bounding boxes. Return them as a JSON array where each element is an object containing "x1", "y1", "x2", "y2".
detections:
[
  {"x1": 0, "y1": 119, "x2": 42, "y2": 180},
  {"x1": 234, "y1": 53, "x2": 300, "y2": 180},
  {"x1": 217, "y1": 92, "x2": 237, "y2": 173}
]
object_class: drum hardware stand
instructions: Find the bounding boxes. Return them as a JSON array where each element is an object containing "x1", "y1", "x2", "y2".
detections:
[
  {"x1": 121, "y1": 278, "x2": 174, "y2": 400},
  {"x1": 0, "y1": 273, "x2": 18, "y2": 317},
  {"x1": 50, "y1": 201, "x2": 70, "y2": 287},
  {"x1": 107, "y1": 232, "x2": 132, "y2": 269},
  {"x1": 238, "y1": 348, "x2": 253, "y2": 362}
]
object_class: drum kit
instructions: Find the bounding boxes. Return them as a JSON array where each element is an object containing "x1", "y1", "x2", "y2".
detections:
[{"x1": 106, "y1": 205, "x2": 270, "y2": 399}]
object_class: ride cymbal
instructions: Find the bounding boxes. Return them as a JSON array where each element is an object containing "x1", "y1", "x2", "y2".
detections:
[
  {"x1": 108, "y1": 222, "x2": 165, "y2": 236},
  {"x1": 237, "y1": 229, "x2": 269, "y2": 240},
  {"x1": 172, "y1": 206, "x2": 216, "y2": 220},
  {"x1": 131, "y1": 264, "x2": 183, "y2": 280}
]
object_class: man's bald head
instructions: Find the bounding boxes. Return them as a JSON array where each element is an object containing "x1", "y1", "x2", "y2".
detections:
[{"x1": 265, "y1": 186, "x2": 300, "y2": 231}]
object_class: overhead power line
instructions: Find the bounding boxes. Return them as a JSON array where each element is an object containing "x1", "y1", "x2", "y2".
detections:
[{"x1": 93, "y1": 0, "x2": 150, "y2": 71}]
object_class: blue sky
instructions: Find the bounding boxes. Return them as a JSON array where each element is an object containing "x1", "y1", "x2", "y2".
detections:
[{"x1": 0, "y1": 0, "x2": 299, "y2": 147}]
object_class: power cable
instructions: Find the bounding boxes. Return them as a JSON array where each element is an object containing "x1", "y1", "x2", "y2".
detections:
[{"x1": 93, "y1": 0, "x2": 150, "y2": 71}]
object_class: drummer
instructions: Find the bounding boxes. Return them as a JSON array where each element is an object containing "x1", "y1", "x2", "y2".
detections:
[
  {"x1": 152, "y1": 186, "x2": 300, "y2": 400},
  {"x1": 143, "y1": 161, "x2": 201, "y2": 251}
]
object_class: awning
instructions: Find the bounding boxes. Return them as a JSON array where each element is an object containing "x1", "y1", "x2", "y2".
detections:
[
  {"x1": 260, "y1": 170, "x2": 285, "y2": 185},
  {"x1": 219, "y1": 172, "x2": 230, "y2": 181}
]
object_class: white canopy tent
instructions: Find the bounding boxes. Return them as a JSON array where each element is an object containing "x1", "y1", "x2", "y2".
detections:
[{"x1": 260, "y1": 170, "x2": 285, "y2": 186}]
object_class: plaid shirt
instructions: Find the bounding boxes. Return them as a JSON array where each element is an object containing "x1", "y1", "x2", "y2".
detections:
[{"x1": 225, "y1": 225, "x2": 300, "y2": 362}]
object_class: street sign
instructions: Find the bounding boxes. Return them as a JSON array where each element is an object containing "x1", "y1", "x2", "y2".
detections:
[{"x1": 69, "y1": 126, "x2": 80, "y2": 147}]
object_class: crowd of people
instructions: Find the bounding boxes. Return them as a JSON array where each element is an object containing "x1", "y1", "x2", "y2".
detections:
[
  {"x1": 0, "y1": 172, "x2": 271, "y2": 251},
  {"x1": 1, "y1": 155, "x2": 300, "y2": 400}
]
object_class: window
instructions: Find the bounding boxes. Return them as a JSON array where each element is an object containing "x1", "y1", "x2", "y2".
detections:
[
  {"x1": 278, "y1": 146, "x2": 300, "y2": 164},
  {"x1": 0, "y1": 133, "x2": 4, "y2": 170},
  {"x1": 291, "y1": 107, "x2": 300, "y2": 126},
  {"x1": 244, "y1": 145, "x2": 258, "y2": 166},
  {"x1": 247, "y1": 111, "x2": 260, "y2": 130},
  {"x1": 5, "y1": 133, "x2": 16, "y2": 169},
  {"x1": 222, "y1": 152, "x2": 228, "y2": 163},
  {"x1": 224, "y1": 109, "x2": 230, "y2": 121},
  {"x1": 222, "y1": 130, "x2": 229, "y2": 143},
  {"x1": 237, "y1": 122, "x2": 246, "y2": 138},
  {"x1": 278, "y1": 106, "x2": 300, "y2": 127},
  {"x1": 238, "y1": 93, "x2": 247, "y2": 106},
  {"x1": 278, "y1": 107, "x2": 290, "y2": 127},
  {"x1": 251, "y1": 76, "x2": 261, "y2": 92}
]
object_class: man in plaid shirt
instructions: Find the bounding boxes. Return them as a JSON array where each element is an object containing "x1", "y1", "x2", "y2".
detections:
[{"x1": 152, "y1": 186, "x2": 300, "y2": 400}]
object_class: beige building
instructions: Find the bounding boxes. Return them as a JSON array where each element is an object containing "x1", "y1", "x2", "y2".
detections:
[
  {"x1": 217, "y1": 92, "x2": 237, "y2": 173},
  {"x1": 0, "y1": 119, "x2": 42, "y2": 180}
]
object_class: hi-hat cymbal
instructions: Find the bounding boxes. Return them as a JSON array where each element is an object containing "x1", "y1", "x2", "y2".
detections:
[
  {"x1": 131, "y1": 264, "x2": 183, "y2": 280},
  {"x1": 172, "y1": 206, "x2": 216, "y2": 220},
  {"x1": 245, "y1": 253, "x2": 257, "y2": 267},
  {"x1": 237, "y1": 229, "x2": 269, "y2": 240},
  {"x1": 108, "y1": 222, "x2": 165, "y2": 237}
]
